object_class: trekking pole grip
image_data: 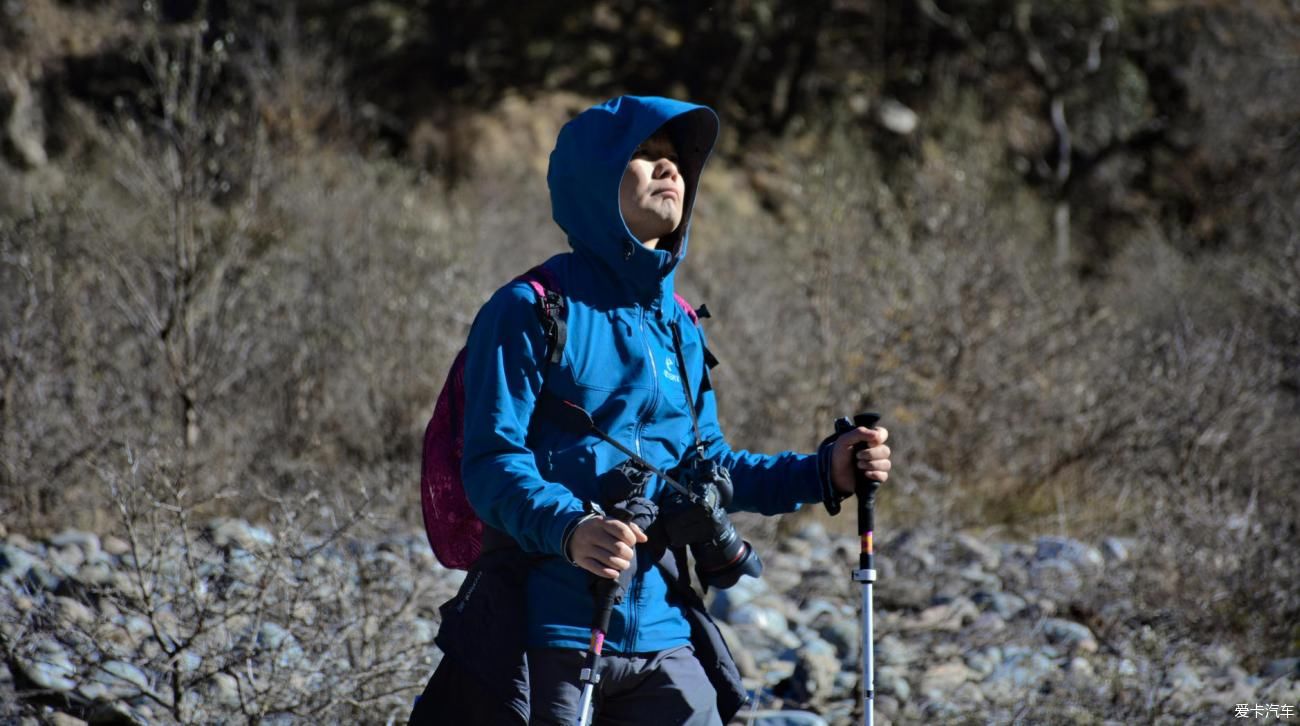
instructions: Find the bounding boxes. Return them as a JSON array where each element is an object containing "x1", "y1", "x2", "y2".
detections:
[{"x1": 850, "y1": 412, "x2": 882, "y2": 571}]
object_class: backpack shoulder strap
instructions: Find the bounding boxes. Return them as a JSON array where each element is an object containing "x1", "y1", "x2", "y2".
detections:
[
  {"x1": 672, "y1": 292, "x2": 699, "y2": 326},
  {"x1": 516, "y1": 264, "x2": 567, "y2": 365},
  {"x1": 671, "y1": 295, "x2": 720, "y2": 370}
]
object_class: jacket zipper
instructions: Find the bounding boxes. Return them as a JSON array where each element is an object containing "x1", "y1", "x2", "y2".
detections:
[
  {"x1": 625, "y1": 566, "x2": 643, "y2": 652},
  {"x1": 636, "y1": 305, "x2": 661, "y2": 459},
  {"x1": 626, "y1": 304, "x2": 663, "y2": 654}
]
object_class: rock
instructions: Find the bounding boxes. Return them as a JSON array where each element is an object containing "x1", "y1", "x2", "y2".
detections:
[
  {"x1": 876, "y1": 665, "x2": 911, "y2": 701},
  {"x1": 969, "y1": 611, "x2": 1007, "y2": 635},
  {"x1": 1101, "y1": 537, "x2": 1135, "y2": 563},
  {"x1": 793, "y1": 522, "x2": 829, "y2": 545},
  {"x1": 48, "y1": 546, "x2": 84, "y2": 577},
  {"x1": 1042, "y1": 618, "x2": 1099, "y2": 654},
  {"x1": 102, "y1": 536, "x2": 131, "y2": 556},
  {"x1": 889, "y1": 530, "x2": 938, "y2": 575},
  {"x1": 808, "y1": 601, "x2": 858, "y2": 662},
  {"x1": 0, "y1": 543, "x2": 37, "y2": 583},
  {"x1": 1066, "y1": 656, "x2": 1097, "y2": 687},
  {"x1": 1261, "y1": 657, "x2": 1300, "y2": 679},
  {"x1": 748, "y1": 711, "x2": 830, "y2": 726},
  {"x1": 76, "y1": 681, "x2": 110, "y2": 701},
  {"x1": 983, "y1": 648, "x2": 1058, "y2": 705},
  {"x1": 953, "y1": 532, "x2": 1001, "y2": 570},
  {"x1": 410, "y1": 616, "x2": 436, "y2": 645},
  {"x1": 205, "y1": 672, "x2": 241, "y2": 708},
  {"x1": 730, "y1": 602, "x2": 797, "y2": 648},
  {"x1": 972, "y1": 590, "x2": 1027, "y2": 619},
  {"x1": 919, "y1": 660, "x2": 978, "y2": 699},
  {"x1": 778, "y1": 535, "x2": 814, "y2": 560},
  {"x1": 779, "y1": 637, "x2": 841, "y2": 708},
  {"x1": 48, "y1": 714, "x2": 87, "y2": 726},
  {"x1": 1027, "y1": 557, "x2": 1083, "y2": 598},
  {"x1": 89, "y1": 660, "x2": 153, "y2": 699},
  {"x1": 177, "y1": 650, "x2": 203, "y2": 674},
  {"x1": 256, "y1": 622, "x2": 304, "y2": 669},
  {"x1": 876, "y1": 577, "x2": 931, "y2": 611},
  {"x1": 2, "y1": 71, "x2": 47, "y2": 169},
  {"x1": 84, "y1": 703, "x2": 137, "y2": 724},
  {"x1": 54, "y1": 596, "x2": 95, "y2": 628},
  {"x1": 901, "y1": 597, "x2": 978, "y2": 632},
  {"x1": 1034, "y1": 536, "x2": 1104, "y2": 578},
  {"x1": 49, "y1": 530, "x2": 101, "y2": 559},
  {"x1": 207, "y1": 518, "x2": 276, "y2": 551},
  {"x1": 956, "y1": 563, "x2": 1002, "y2": 593},
  {"x1": 226, "y1": 548, "x2": 261, "y2": 582},
  {"x1": 715, "y1": 619, "x2": 760, "y2": 679},
  {"x1": 762, "y1": 562, "x2": 804, "y2": 599},
  {"x1": 759, "y1": 656, "x2": 796, "y2": 686},
  {"x1": 1163, "y1": 661, "x2": 1204, "y2": 709},
  {"x1": 7, "y1": 534, "x2": 36, "y2": 550},
  {"x1": 74, "y1": 560, "x2": 115, "y2": 587},
  {"x1": 965, "y1": 646, "x2": 1002, "y2": 678},
  {"x1": 27, "y1": 562, "x2": 62, "y2": 592},
  {"x1": 16, "y1": 638, "x2": 77, "y2": 692},
  {"x1": 876, "y1": 98, "x2": 919, "y2": 135},
  {"x1": 832, "y1": 669, "x2": 857, "y2": 700},
  {"x1": 876, "y1": 634, "x2": 918, "y2": 667},
  {"x1": 123, "y1": 614, "x2": 152, "y2": 648},
  {"x1": 709, "y1": 574, "x2": 769, "y2": 621}
]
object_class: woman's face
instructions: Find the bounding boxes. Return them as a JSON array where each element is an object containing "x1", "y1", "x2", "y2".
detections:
[{"x1": 619, "y1": 131, "x2": 685, "y2": 248}]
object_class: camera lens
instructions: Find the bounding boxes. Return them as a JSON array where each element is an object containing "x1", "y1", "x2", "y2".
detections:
[{"x1": 691, "y1": 511, "x2": 762, "y2": 590}]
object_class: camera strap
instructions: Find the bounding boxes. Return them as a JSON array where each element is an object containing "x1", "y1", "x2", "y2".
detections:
[{"x1": 669, "y1": 320, "x2": 706, "y2": 457}]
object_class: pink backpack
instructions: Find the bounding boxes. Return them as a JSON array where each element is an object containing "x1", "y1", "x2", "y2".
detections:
[{"x1": 420, "y1": 263, "x2": 702, "y2": 570}]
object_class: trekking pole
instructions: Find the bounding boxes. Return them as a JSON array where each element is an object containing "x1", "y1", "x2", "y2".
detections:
[
  {"x1": 575, "y1": 462, "x2": 657, "y2": 726},
  {"x1": 838, "y1": 412, "x2": 881, "y2": 726},
  {"x1": 575, "y1": 578, "x2": 615, "y2": 726}
]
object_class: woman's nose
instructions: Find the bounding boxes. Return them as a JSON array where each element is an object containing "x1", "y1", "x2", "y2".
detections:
[{"x1": 654, "y1": 158, "x2": 678, "y2": 179}]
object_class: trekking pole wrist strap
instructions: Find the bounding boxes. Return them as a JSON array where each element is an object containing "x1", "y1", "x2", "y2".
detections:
[
  {"x1": 817, "y1": 429, "x2": 854, "y2": 516},
  {"x1": 562, "y1": 510, "x2": 602, "y2": 566}
]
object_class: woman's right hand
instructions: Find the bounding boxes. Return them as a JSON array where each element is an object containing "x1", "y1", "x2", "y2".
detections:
[{"x1": 567, "y1": 516, "x2": 648, "y2": 579}]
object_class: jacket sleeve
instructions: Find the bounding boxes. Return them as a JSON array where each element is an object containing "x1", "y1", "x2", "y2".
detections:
[
  {"x1": 690, "y1": 329, "x2": 830, "y2": 515},
  {"x1": 460, "y1": 283, "x2": 587, "y2": 557}
]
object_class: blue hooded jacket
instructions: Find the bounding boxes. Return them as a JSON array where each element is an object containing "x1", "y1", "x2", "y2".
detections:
[{"x1": 460, "y1": 96, "x2": 828, "y2": 653}]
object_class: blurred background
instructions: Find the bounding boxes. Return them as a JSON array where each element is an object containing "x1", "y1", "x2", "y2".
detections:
[{"x1": 1, "y1": 0, "x2": 1297, "y2": 723}]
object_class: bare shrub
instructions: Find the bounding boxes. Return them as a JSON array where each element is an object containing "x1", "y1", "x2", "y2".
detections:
[{"x1": 0, "y1": 443, "x2": 449, "y2": 723}]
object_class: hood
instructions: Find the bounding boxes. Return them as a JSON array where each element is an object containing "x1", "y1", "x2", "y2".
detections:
[{"x1": 547, "y1": 96, "x2": 719, "y2": 306}]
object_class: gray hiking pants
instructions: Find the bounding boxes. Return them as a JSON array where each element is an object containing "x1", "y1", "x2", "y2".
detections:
[{"x1": 528, "y1": 643, "x2": 723, "y2": 726}]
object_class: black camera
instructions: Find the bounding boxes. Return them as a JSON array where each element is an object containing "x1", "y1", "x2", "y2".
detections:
[{"x1": 661, "y1": 450, "x2": 762, "y2": 590}]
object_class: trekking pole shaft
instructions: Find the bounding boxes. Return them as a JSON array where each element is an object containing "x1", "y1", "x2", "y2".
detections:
[
  {"x1": 847, "y1": 412, "x2": 881, "y2": 726},
  {"x1": 574, "y1": 628, "x2": 605, "y2": 726},
  {"x1": 575, "y1": 674, "x2": 597, "y2": 726},
  {"x1": 855, "y1": 491, "x2": 877, "y2": 726}
]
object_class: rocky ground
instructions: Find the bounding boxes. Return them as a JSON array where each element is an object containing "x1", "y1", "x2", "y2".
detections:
[{"x1": 2, "y1": 519, "x2": 1297, "y2": 724}]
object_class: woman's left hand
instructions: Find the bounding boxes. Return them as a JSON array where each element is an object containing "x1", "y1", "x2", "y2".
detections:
[{"x1": 831, "y1": 426, "x2": 891, "y2": 494}]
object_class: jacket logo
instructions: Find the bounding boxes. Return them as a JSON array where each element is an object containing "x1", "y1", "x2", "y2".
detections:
[{"x1": 664, "y1": 356, "x2": 681, "y2": 384}]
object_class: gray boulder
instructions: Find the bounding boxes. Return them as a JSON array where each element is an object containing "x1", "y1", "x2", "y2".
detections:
[
  {"x1": 16, "y1": 637, "x2": 77, "y2": 693},
  {"x1": 1041, "y1": 618, "x2": 1099, "y2": 654},
  {"x1": 1034, "y1": 536, "x2": 1104, "y2": 578}
]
